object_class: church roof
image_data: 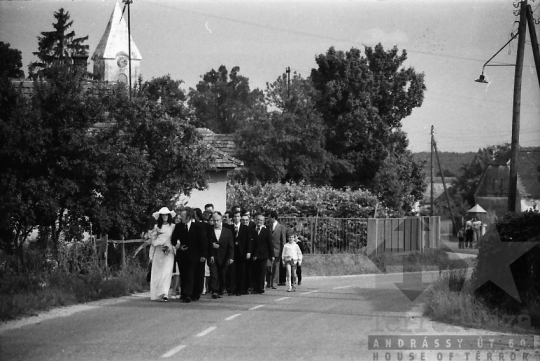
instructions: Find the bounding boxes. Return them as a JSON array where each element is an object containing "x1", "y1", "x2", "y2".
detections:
[{"x1": 91, "y1": 0, "x2": 142, "y2": 61}]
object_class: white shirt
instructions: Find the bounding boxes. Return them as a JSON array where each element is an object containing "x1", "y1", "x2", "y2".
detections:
[
  {"x1": 185, "y1": 220, "x2": 192, "y2": 232},
  {"x1": 214, "y1": 227, "x2": 222, "y2": 240},
  {"x1": 272, "y1": 220, "x2": 277, "y2": 231},
  {"x1": 282, "y1": 242, "x2": 303, "y2": 264}
]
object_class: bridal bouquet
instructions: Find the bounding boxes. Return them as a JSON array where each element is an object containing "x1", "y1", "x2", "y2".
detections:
[{"x1": 162, "y1": 244, "x2": 170, "y2": 256}]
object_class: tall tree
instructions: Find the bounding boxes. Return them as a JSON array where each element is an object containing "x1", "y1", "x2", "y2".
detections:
[
  {"x1": 310, "y1": 44, "x2": 426, "y2": 188},
  {"x1": 28, "y1": 8, "x2": 89, "y2": 78},
  {"x1": 0, "y1": 42, "x2": 25, "y2": 78},
  {"x1": 0, "y1": 65, "x2": 212, "y2": 267},
  {"x1": 235, "y1": 72, "x2": 330, "y2": 183},
  {"x1": 188, "y1": 65, "x2": 265, "y2": 134},
  {"x1": 136, "y1": 74, "x2": 187, "y2": 119},
  {"x1": 371, "y1": 148, "x2": 427, "y2": 214}
]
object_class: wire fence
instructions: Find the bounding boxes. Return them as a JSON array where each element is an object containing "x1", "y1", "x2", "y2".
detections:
[{"x1": 280, "y1": 216, "x2": 369, "y2": 254}]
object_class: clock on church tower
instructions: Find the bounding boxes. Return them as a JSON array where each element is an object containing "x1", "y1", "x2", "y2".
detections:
[{"x1": 117, "y1": 55, "x2": 129, "y2": 69}]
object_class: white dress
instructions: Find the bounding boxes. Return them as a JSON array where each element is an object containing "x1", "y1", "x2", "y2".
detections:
[{"x1": 149, "y1": 223, "x2": 175, "y2": 300}]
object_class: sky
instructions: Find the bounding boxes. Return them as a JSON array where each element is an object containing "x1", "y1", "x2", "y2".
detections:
[{"x1": 1, "y1": 0, "x2": 539, "y2": 153}]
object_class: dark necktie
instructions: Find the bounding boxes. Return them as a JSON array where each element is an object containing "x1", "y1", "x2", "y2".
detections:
[{"x1": 256, "y1": 226, "x2": 261, "y2": 234}]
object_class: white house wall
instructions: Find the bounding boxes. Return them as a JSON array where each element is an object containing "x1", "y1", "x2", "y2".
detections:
[{"x1": 186, "y1": 170, "x2": 228, "y2": 213}]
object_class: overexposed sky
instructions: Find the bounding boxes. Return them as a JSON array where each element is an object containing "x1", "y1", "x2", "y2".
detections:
[{"x1": 1, "y1": 0, "x2": 539, "y2": 152}]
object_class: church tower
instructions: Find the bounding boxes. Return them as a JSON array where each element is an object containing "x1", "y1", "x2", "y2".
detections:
[{"x1": 91, "y1": 0, "x2": 142, "y2": 84}]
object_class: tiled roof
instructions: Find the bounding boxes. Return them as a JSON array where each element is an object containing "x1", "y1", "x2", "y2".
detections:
[
  {"x1": 197, "y1": 128, "x2": 243, "y2": 170},
  {"x1": 11, "y1": 79, "x2": 114, "y2": 97}
]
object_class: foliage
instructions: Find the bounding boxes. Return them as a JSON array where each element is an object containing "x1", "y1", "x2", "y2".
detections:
[
  {"x1": 227, "y1": 181, "x2": 384, "y2": 218},
  {"x1": 0, "y1": 64, "x2": 211, "y2": 269},
  {"x1": 371, "y1": 150, "x2": 427, "y2": 214},
  {"x1": 28, "y1": 8, "x2": 89, "y2": 78},
  {"x1": 92, "y1": 83, "x2": 212, "y2": 235},
  {"x1": 136, "y1": 74, "x2": 187, "y2": 119},
  {"x1": 0, "y1": 42, "x2": 25, "y2": 78},
  {"x1": 188, "y1": 65, "x2": 265, "y2": 134},
  {"x1": 472, "y1": 209, "x2": 540, "y2": 313},
  {"x1": 450, "y1": 143, "x2": 511, "y2": 208},
  {"x1": 234, "y1": 72, "x2": 330, "y2": 183},
  {"x1": 310, "y1": 44, "x2": 426, "y2": 188}
]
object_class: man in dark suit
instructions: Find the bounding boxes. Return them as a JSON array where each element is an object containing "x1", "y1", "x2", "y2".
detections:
[
  {"x1": 229, "y1": 209, "x2": 252, "y2": 295},
  {"x1": 267, "y1": 211, "x2": 286, "y2": 289},
  {"x1": 208, "y1": 212, "x2": 234, "y2": 299},
  {"x1": 241, "y1": 210, "x2": 256, "y2": 291},
  {"x1": 171, "y1": 207, "x2": 207, "y2": 303},
  {"x1": 251, "y1": 213, "x2": 274, "y2": 294}
]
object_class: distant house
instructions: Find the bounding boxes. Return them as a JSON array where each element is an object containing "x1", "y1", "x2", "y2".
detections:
[
  {"x1": 423, "y1": 177, "x2": 456, "y2": 203},
  {"x1": 184, "y1": 128, "x2": 243, "y2": 213},
  {"x1": 474, "y1": 147, "x2": 540, "y2": 217}
]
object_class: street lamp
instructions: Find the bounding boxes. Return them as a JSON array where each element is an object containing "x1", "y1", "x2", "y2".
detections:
[{"x1": 474, "y1": 32, "x2": 518, "y2": 84}]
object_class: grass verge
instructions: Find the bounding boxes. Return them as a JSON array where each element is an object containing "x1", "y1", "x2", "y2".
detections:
[
  {"x1": 423, "y1": 269, "x2": 540, "y2": 334},
  {"x1": 0, "y1": 262, "x2": 148, "y2": 322}
]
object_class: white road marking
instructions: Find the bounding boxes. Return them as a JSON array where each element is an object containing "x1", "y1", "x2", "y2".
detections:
[
  {"x1": 225, "y1": 313, "x2": 241, "y2": 321},
  {"x1": 161, "y1": 345, "x2": 186, "y2": 358},
  {"x1": 333, "y1": 285, "x2": 354, "y2": 289},
  {"x1": 196, "y1": 326, "x2": 217, "y2": 337},
  {"x1": 275, "y1": 297, "x2": 290, "y2": 301},
  {"x1": 300, "y1": 290, "x2": 318, "y2": 295},
  {"x1": 249, "y1": 305, "x2": 265, "y2": 310}
]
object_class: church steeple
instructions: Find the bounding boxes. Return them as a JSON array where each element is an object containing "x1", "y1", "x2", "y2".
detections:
[{"x1": 91, "y1": 0, "x2": 142, "y2": 84}]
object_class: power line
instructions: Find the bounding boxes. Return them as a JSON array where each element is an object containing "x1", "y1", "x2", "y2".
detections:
[{"x1": 139, "y1": 0, "x2": 525, "y2": 66}]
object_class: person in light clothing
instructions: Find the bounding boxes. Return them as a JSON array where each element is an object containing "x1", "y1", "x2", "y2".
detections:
[
  {"x1": 281, "y1": 230, "x2": 303, "y2": 292},
  {"x1": 149, "y1": 207, "x2": 176, "y2": 302}
]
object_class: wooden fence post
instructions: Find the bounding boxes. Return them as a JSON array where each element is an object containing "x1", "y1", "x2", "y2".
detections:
[
  {"x1": 121, "y1": 235, "x2": 125, "y2": 269},
  {"x1": 367, "y1": 218, "x2": 378, "y2": 255}
]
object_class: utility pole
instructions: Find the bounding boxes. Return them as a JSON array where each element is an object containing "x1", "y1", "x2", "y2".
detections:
[
  {"x1": 508, "y1": 0, "x2": 527, "y2": 212},
  {"x1": 430, "y1": 125, "x2": 434, "y2": 217},
  {"x1": 286, "y1": 67, "x2": 291, "y2": 99},
  {"x1": 121, "y1": 0, "x2": 133, "y2": 100},
  {"x1": 526, "y1": 5, "x2": 540, "y2": 89},
  {"x1": 433, "y1": 138, "x2": 457, "y2": 235}
]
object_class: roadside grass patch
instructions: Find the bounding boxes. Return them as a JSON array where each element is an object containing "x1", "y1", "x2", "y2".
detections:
[
  {"x1": 0, "y1": 262, "x2": 148, "y2": 322},
  {"x1": 423, "y1": 269, "x2": 539, "y2": 334}
]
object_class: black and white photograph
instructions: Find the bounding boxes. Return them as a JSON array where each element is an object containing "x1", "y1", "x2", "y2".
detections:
[{"x1": 1, "y1": 0, "x2": 540, "y2": 360}]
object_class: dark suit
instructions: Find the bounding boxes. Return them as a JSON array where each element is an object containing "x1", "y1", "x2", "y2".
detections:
[
  {"x1": 251, "y1": 225, "x2": 273, "y2": 293},
  {"x1": 229, "y1": 223, "x2": 252, "y2": 295},
  {"x1": 208, "y1": 227, "x2": 234, "y2": 295},
  {"x1": 171, "y1": 221, "x2": 207, "y2": 299},
  {"x1": 267, "y1": 222, "x2": 286, "y2": 287}
]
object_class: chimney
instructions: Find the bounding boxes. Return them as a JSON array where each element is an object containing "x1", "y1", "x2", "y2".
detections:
[{"x1": 71, "y1": 54, "x2": 89, "y2": 76}]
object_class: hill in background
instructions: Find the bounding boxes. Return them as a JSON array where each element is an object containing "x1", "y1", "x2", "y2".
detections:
[{"x1": 413, "y1": 151, "x2": 476, "y2": 177}]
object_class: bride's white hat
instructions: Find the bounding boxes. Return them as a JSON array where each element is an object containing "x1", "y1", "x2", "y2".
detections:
[{"x1": 152, "y1": 207, "x2": 176, "y2": 220}]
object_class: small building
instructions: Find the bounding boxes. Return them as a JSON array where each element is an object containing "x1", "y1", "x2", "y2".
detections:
[
  {"x1": 474, "y1": 147, "x2": 540, "y2": 217},
  {"x1": 184, "y1": 129, "x2": 243, "y2": 213}
]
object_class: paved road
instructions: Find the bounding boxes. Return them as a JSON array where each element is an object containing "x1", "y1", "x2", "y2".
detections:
[{"x1": 1, "y1": 273, "x2": 538, "y2": 361}]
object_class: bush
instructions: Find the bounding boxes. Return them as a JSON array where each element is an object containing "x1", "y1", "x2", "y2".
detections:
[
  {"x1": 227, "y1": 182, "x2": 399, "y2": 218},
  {"x1": 472, "y1": 208, "x2": 540, "y2": 312},
  {"x1": 0, "y1": 260, "x2": 149, "y2": 321}
]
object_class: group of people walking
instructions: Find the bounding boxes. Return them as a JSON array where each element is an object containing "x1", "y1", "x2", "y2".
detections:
[{"x1": 148, "y1": 204, "x2": 303, "y2": 303}]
